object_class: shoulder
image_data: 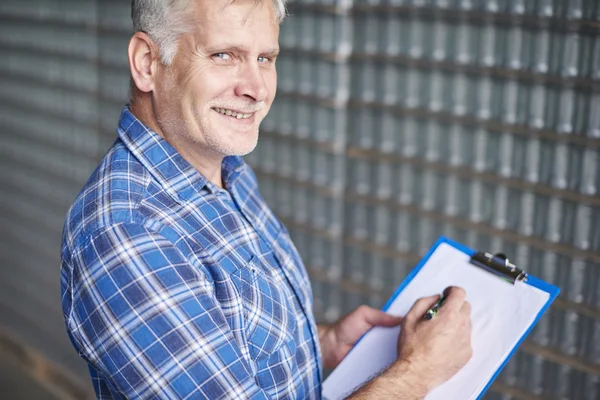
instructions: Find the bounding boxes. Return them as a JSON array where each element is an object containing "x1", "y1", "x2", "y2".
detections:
[{"x1": 62, "y1": 140, "x2": 152, "y2": 254}]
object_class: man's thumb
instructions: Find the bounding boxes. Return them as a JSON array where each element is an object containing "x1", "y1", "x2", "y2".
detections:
[{"x1": 364, "y1": 307, "x2": 403, "y2": 327}]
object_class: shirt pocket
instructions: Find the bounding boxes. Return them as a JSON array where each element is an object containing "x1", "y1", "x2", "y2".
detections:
[{"x1": 231, "y1": 257, "x2": 298, "y2": 361}]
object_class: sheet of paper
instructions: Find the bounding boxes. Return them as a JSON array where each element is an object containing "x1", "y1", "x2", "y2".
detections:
[{"x1": 322, "y1": 243, "x2": 550, "y2": 400}]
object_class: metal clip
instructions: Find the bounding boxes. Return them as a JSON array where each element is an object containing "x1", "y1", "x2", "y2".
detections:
[{"x1": 470, "y1": 251, "x2": 528, "y2": 284}]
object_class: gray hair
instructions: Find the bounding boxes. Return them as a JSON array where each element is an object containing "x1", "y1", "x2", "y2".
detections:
[{"x1": 132, "y1": 0, "x2": 287, "y2": 65}]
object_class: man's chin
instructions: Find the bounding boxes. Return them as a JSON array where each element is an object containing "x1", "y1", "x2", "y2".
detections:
[
  {"x1": 219, "y1": 133, "x2": 259, "y2": 157},
  {"x1": 233, "y1": 139, "x2": 259, "y2": 157}
]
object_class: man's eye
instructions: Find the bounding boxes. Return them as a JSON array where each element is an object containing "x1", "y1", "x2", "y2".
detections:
[
  {"x1": 258, "y1": 56, "x2": 271, "y2": 63},
  {"x1": 213, "y1": 53, "x2": 231, "y2": 61}
]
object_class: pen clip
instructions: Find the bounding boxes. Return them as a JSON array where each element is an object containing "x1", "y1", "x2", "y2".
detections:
[{"x1": 470, "y1": 252, "x2": 528, "y2": 284}]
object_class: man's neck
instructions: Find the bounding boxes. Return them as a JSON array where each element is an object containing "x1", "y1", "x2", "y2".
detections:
[{"x1": 129, "y1": 98, "x2": 225, "y2": 189}]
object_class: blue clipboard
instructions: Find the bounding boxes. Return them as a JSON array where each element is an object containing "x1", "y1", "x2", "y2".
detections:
[
  {"x1": 380, "y1": 236, "x2": 561, "y2": 399},
  {"x1": 322, "y1": 235, "x2": 560, "y2": 400}
]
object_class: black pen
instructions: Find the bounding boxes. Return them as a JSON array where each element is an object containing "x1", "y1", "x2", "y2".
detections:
[{"x1": 424, "y1": 294, "x2": 446, "y2": 320}]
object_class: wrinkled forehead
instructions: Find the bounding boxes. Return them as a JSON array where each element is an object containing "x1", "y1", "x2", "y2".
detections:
[
  {"x1": 187, "y1": 0, "x2": 279, "y2": 47},
  {"x1": 190, "y1": 0, "x2": 278, "y2": 29}
]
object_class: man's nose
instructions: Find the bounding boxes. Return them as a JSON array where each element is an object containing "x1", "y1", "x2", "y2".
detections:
[{"x1": 235, "y1": 62, "x2": 269, "y2": 102}]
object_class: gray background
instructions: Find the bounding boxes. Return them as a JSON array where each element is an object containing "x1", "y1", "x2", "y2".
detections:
[{"x1": 0, "y1": 0, "x2": 599, "y2": 398}]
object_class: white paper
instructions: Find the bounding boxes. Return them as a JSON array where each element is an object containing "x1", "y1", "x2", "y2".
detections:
[{"x1": 322, "y1": 243, "x2": 550, "y2": 400}]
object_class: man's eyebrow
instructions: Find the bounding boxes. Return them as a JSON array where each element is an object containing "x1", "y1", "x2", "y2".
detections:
[
  {"x1": 211, "y1": 45, "x2": 249, "y2": 54},
  {"x1": 205, "y1": 45, "x2": 280, "y2": 56},
  {"x1": 262, "y1": 48, "x2": 280, "y2": 57}
]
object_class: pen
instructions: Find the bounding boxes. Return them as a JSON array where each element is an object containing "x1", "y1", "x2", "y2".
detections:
[{"x1": 424, "y1": 294, "x2": 446, "y2": 320}]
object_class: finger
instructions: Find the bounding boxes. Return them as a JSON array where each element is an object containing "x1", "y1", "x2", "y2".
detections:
[
  {"x1": 460, "y1": 300, "x2": 472, "y2": 316},
  {"x1": 403, "y1": 295, "x2": 441, "y2": 327},
  {"x1": 362, "y1": 307, "x2": 403, "y2": 327},
  {"x1": 336, "y1": 306, "x2": 399, "y2": 345},
  {"x1": 351, "y1": 305, "x2": 402, "y2": 327},
  {"x1": 439, "y1": 286, "x2": 467, "y2": 313}
]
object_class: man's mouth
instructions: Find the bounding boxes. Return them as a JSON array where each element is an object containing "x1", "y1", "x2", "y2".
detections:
[{"x1": 213, "y1": 107, "x2": 254, "y2": 119}]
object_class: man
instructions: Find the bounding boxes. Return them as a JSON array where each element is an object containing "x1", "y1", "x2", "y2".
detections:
[{"x1": 60, "y1": 0, "x2": 472, "y2": 398}]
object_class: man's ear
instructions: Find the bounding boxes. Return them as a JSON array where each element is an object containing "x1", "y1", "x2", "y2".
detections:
[{"x1": 128, "y1": 32, "x2": 160, "y2": 94}]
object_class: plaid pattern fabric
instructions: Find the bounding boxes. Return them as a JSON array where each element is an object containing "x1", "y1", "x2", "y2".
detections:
[{"x1": 61, "y1": 107, "x2": 322, "y2": 399}]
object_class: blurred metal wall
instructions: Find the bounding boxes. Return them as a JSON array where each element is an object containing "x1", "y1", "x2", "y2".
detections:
[
  {"x1": 0, "y1": 0, "x2": 599, "y2": 399},
  {"x1": 0, "y1": 0, "x2": 99, "y2": 389},
  {"x1": 249, "y1": 0, "x2": 600, "y2": 398},
  {"x1": 0, "y1": 0, "x2": 130, "y2": 393}
]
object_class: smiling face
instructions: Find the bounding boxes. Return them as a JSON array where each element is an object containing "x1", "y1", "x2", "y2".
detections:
[{"x1": 153, "y1": 0, "x2": 280, "y2": 158}]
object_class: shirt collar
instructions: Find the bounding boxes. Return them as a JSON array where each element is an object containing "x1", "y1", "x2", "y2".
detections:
[
  {"x1": 221, "y1": 153, "x2": 245, "y2": 187},
  {"x1": 117, "y1": 106, "x2": 246, "y2": 202}
]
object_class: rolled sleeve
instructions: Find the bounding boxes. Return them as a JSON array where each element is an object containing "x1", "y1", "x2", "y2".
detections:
[{"x1": 68, "y1": 222, "x2": 268, "y2": 399}]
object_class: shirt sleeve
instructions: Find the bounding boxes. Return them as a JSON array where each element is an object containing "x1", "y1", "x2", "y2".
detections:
[{"x1": 67, "y1": 222, "x2": 269, "y2": 400}]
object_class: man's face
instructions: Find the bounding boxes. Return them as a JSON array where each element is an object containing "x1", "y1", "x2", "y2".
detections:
[{"x1": 154, "y1": 0, "x2": 279, "y2": 157}]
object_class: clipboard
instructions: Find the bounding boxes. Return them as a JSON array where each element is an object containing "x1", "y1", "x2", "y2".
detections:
[{"x1": 322, "y1": 236, "x2": 560, "y2": 400}]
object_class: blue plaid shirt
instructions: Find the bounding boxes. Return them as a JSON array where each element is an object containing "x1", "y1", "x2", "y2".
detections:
[{"x1": 61, "y1": 107, "x2": 322, "y2": 399}]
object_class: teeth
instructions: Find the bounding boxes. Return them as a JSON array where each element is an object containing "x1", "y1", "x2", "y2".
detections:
[{"x1": 214, "y1": 108, "x2": 252, "y2": 119}]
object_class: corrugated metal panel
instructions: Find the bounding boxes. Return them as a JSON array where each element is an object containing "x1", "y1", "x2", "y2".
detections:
[
  {"x1": 0, "y1": 0, "x2": 100, "y2": 388},
  {"x1": 253, "y1": 0, "x2": 600, "y2": 398},
  {"x1": 1, "y1": 0, "x2": 599, "y2": 398}
]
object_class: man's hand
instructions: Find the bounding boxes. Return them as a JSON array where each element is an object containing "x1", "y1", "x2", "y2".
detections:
[
  {"x1": 318, "y1": 305, "x2": 403, "y2": 369},
  {"x1": 396, "y1": 286, "x2": 473, "y2": 394},
  {"x1": 347, "y1": 287, "x2": 472, "y2": 399}
]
